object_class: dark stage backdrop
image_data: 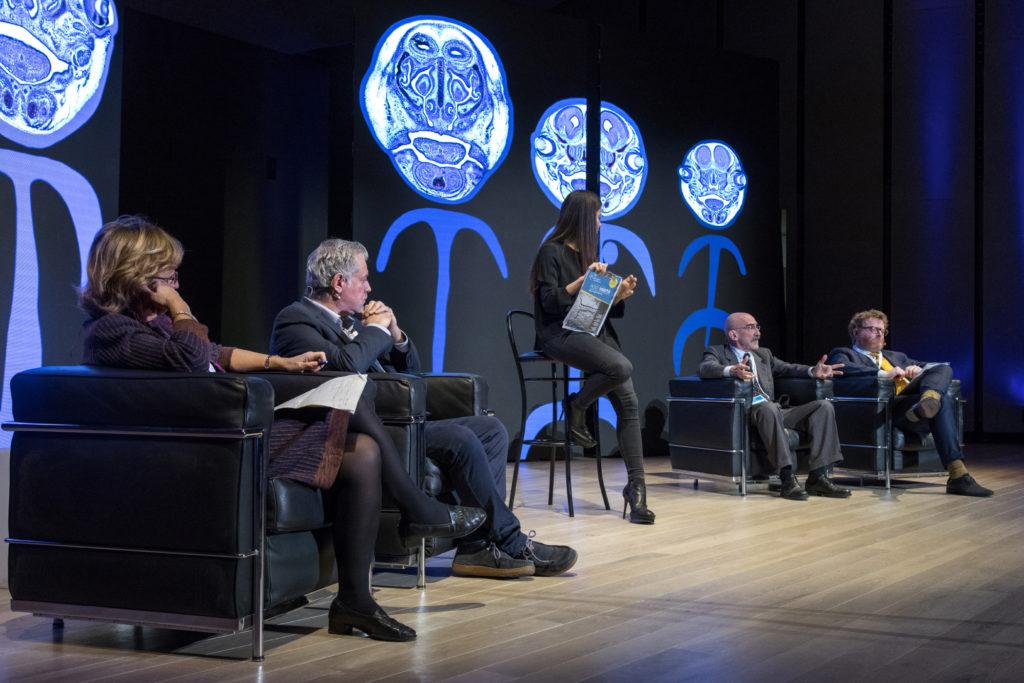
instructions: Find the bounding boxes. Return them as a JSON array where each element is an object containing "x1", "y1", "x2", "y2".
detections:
[
  {"x1": 891, "y1": 0, "x2": 976, "y2": 428},
  {"x1": 350, "y1": 0, "x2": 781, "y2": 456},
  {"x1": 0, "y1": 3, "x2": 122, "y2": 447},
  {"x1": 984, "y1": 0, "x2": 1024, "y2": 435}
]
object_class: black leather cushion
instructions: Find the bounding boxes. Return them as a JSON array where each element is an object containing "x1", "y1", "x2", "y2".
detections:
[
  {"x1": 367, "y1": 373, "x2": 426, "y2": 421},
  {"x1": 266, "y1": 477, "x2": 325, "y2": 533},
  {"x1": 9, "y1": 431, "x2": 256, "y2": 555},
  {"x1": 422, "y1": 373, "x2": 488, "y2": 419},
  {"x1": 264, "y1": 532, "x2": 321, "y2": 607},
  {"x1": 11, "y1": 366, "x2": 274, "y2": 431}
]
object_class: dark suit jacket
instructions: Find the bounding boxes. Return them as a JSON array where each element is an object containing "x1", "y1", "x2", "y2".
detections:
[
  {"x1": 269, "y1": 298, "x2": 421, "y2": 374},
  {"x1": 827, "y1": 347, "x2": 926, "y2": 378},
  {"x1": 698, "y1": 344, "x2": 811, "y2": 401}
]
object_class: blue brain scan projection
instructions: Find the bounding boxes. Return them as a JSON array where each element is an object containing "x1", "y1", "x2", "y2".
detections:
[
  {"x1": 0, "y1": 0, "x2": 118, "y2": 148},
  {"x1": 530, "y1": 98, "x2": 647, "y2": 220},
  {"x1": 360, "y1": 15, "x2": 512, "y2": 204},
  {"x1": 678, "y1": 140, "x2": 747, "y2": 229},
  {"x1": 0, "y1": 1, "x2": 116, "y2": 446}
]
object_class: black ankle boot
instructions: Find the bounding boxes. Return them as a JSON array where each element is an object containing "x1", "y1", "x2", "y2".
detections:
[
  {"x1": 622, "y1": 479, "x2": 655, "y2": 524},
  {"x1": 563, "y1": 393, "x2": 597, "y2": 448}
]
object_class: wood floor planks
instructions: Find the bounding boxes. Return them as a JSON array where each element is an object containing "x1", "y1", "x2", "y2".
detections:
[{"x1": 2, "y1": 443, "x2": 1023, "y2": 682}]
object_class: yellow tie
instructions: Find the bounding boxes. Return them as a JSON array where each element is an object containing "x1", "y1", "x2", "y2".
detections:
[{"x1": 871, "y1": 352, "x2": 908, "y2": 394}]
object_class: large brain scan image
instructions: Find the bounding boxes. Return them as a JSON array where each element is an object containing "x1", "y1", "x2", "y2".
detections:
[
  {"x1": 360, "y1": 15, "x2": 512, "y2": 204},
  {"x1": 530, "y1": 98, "x2": 647, "y2": 220},
  {"x1": 677, "y1": 140, "x2": 747, "y2": 229},
  {"x1": 0, "y1": 0, "x2": 118, "y2": 148}
]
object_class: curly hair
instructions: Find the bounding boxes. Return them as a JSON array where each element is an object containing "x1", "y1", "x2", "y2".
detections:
[
  {"x1": 305, "y1": 238, "x2": 369, "y2": 299},
  {"x1": 79, "y1": 215, "x2": 183, "y2": 319},
  {"x1": 848, "y1": 309, "x2": 889, "y2": 343}
]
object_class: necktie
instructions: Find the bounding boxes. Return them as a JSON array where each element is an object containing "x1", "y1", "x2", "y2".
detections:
[
  {"x1": 870, "y1": 352, "x2": 908, "y2": 394},
  {"x1": 743, "y1": 352, "x2": 770, "y2": 399}
]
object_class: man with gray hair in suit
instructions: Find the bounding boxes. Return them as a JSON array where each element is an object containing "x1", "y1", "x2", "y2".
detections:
[
  {"x1": 699, "y1": 311, "x2": 850, "y2": 500},
  {"x1": 270, "y1": 238, "x2": 578, "y2": 578}
]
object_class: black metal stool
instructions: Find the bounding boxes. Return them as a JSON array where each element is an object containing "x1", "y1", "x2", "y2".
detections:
[{"x1": 506, "y1": 309, "x2": 610, "y2": 516}]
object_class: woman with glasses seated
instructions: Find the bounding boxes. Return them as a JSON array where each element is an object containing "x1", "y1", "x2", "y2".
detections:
[
  {"x1": 79, "y1": 215, "x2": 486, "y2": 642},
  {"x1": 528, "y1": 190, "x2": 654, "y2": 525}
]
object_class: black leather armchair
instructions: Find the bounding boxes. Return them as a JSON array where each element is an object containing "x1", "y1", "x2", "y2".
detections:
[
  {"x1": 3, "y1": 365, "x2": 488, "y2": 660},
  {"x1": 830, "y1": 376, "x2": 962, "y2": 488},
  {"x1": 667, "y1": 376, "x2": 833, "y2": 494}
]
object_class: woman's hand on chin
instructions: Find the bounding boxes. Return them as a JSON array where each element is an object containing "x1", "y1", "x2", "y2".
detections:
[{"x1": 150, "y1": 284, "x2": 187, "y2": 312}]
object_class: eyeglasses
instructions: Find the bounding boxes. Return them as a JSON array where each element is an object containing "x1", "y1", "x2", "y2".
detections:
[
  {"x1": 740, "y1": 324, "x2": 761, "y2": 331},
  {"x1": 152, "y1": 272, "x2": 179, "y2": 286},
  {"x1": 860, "y1": 326, "x2": 888, "y2": 336}
]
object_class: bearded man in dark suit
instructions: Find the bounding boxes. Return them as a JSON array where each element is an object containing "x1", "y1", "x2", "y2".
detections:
[
  {"x1": 698, "y1": 311, "x2": 850, "y2": 500},
  {"x1": 828, "y1": 309, "x2": 992, "y2": 497}
]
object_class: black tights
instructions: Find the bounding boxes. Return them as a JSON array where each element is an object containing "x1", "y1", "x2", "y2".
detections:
[
  {"x1": 347, "y1": 396, "x2": 450, "y2": 525},
  {"x1": 328, "y1": 399, "x2": 451, "y2": 612},
  {"x1": 327, "y1": 432, "x2": 380, "y2": 613}
]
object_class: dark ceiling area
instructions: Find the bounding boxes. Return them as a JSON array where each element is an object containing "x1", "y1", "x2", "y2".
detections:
[{"x1": 118, "y1": 0, "x2": 575, "y2": 55}]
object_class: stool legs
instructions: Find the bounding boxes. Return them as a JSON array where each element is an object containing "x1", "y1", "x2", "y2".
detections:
[{"x1": 508, "y1": 358, "x2": 609, "y2": 516}]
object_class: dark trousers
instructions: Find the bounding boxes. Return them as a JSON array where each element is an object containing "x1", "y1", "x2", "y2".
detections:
[
  {"x1": 540, "y1": 331, "x2": 645, "y2": 481},
  {"x1": 893, "y1": 363, "x2": 960, "y2": 466},
  {"x1": 749, "y1": 399, "x2": 843, "y2": 472},
  {"x1": 425, "y1": 415, "x2": 527, "y2": 556}
]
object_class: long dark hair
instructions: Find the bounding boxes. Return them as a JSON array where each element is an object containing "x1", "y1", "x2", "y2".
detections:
[{"x1": 529, "y1": 190, "x2": 601, "y2": 293}]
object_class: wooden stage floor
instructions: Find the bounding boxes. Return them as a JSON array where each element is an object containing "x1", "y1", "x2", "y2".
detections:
[{"x1": 3, "y1": 444, "x2": 1023, "y2": 682}]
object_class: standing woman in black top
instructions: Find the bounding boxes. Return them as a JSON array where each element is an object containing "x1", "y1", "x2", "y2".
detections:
[{"x1": 528, "y1": 190, "x2": 654, "y2": 524}]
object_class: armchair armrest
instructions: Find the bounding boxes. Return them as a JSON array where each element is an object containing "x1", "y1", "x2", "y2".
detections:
[
  {"x1": 248, "y1": 371, "x2": 426, "y2": 423},
  {"x1": 10, "y1": 365, "x2": 274, "y2": 430},
  {"x1": 669, "y1": 376, "x2": 753, "y2": 400},
  {"x1": 830, "y1": 376, "x2": 896, "y2": 399},
  {"x1": 366, "y1": 372, "x2": 426, "y2": 422},
  {"x1": 421, "y1": 372, "x2": 489, "y2": 419},
  {"x1": 245, "y1": 370, "x2": 365, "y2": 405},
  {"x1": 775, "y1": 377, "x2": 833, "y2": 403}
]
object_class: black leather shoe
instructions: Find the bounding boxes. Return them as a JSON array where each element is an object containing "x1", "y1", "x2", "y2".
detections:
[
  {"x1": 805, "y1": 476, "x2": 852, "y2": 498},
  {"x1": 328, "y1": 599, "x2": 416, "y2": 642},
  {"x1": 906, "y1": 395, "x2": 940, "y2": 422},
  {"x1": 946, "y1": 474, "x2": 993, "y2": 497},
  {"x1": 399, "y1": 504, "x2": 487, "y2": 546},
  {"x1": 780, "y1": 479, "x2": 809, "y2": 500},
  {"x1": 563, "y1": 393, "x2": 597, "y2": 448}
]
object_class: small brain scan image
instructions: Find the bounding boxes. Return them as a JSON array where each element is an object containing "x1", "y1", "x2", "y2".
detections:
[
  {"x1": 677, "y1": 140, "x2": 747, "y2": 228},
  {"x1": 360, "y1": 15, "x2": 512, "y2": 204},
  {"x1": 0, "y1": 0, "x2": 118, "y2": 148},
  {"x1": 531, "y1": 98, "x2": 647, "y2": 220}
]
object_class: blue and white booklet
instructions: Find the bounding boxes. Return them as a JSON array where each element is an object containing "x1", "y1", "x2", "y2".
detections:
[{"x1": 563, "y1": 269, "x2": 622, "y2": 336}]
